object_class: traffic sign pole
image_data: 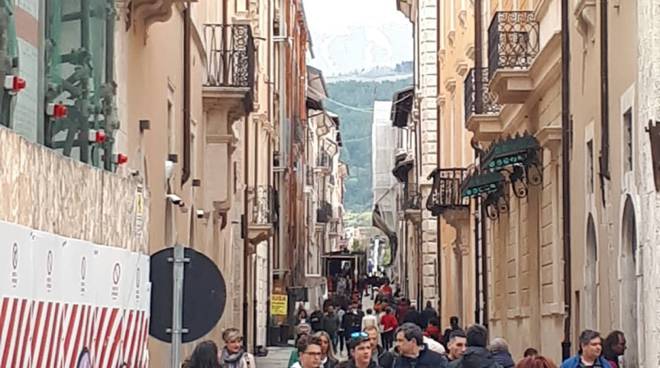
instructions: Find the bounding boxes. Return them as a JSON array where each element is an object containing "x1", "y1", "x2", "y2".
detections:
[{"x1": 168, "y1": 244, "x2": 188, "y2": 368}]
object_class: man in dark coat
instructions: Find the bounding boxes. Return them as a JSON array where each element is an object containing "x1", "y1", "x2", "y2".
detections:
[
  {"x1": 442, "y1": 316, "x2": 461, "y2": 348},
  {"x1": 392, "y1": 323, "x2": 448, "y2": 368},
  {"x1": 420, "y1": 301, "x2": 438, "y2": 328},
  {"x1": 449, "y1": 324, "x2": 501, "y2": 368},
  {"x1": 488, "y1": 338, "x2": 515, "y2": 368}
]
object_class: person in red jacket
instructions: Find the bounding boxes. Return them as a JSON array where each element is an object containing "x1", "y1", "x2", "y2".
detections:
[
  {"x1": 423, "y1": 318, "x2": 442, "y2": 342},
  {"x1": 380, "y1": 307, "x2": 399, "y2": 351}
]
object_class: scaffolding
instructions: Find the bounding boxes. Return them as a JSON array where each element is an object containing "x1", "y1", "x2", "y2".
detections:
[{"x1": 44, "y1": 0, "x2": 117, "y2": 169}]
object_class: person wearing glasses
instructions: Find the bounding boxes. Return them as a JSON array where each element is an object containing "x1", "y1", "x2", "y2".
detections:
[
  {"x1": 392, "y1": 323, "x2": 448, "y2": 368},
  {"x1": 293, "y1": 335, "x2": 324, "y2": 368},
  {"x1": 338, "y1": 332, "x2": 380, "y2": 368}
]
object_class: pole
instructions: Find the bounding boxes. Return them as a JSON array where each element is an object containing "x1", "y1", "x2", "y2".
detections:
[
  {"x1": 435, "y1": 0, "x2": 443, "y2": 321},
  {"x1": 243, "y1": 113, "x2": 250, "y2": 349},
  {"x1": 561, "y1": 0, "x2": 573, "y2": 360},
  {"x1": 169, "y1": 244, "x2": 188, "y2": 368},
  {"x1": 474, "y1": 0, "x2": 485, "y2": 327}
]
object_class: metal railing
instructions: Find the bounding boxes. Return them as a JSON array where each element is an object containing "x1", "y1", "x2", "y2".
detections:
[
  {"x1": 426, "y1": 168, "x2": 470, "y2": 212},
  {"x1": 403, "y1": 182, "x2": 422, "y2": 210},
  {"x1": 317, "y1": 201, "x2": 332, "y2": 223},
  {"x1": 488, "y1": 11, "x2": 539, "y2": 79},
  {"x1": 251, "y1": 185, "x2": 277, "y2": 225},
  {"x1": 204, "y1": 24, "x2": 255, "y2": 107},
  {"x1": 464, "y1": 67, "x2": 501, "y2": 122}
]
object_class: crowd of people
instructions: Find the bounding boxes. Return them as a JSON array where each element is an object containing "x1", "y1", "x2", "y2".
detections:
[{"x1": 180, "y1": 277, "x2": 629, "y2": 368}]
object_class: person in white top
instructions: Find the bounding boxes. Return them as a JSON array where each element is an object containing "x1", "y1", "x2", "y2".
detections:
[{"x1": 361, "y1": 308, "x2": 378, "y2": 332}]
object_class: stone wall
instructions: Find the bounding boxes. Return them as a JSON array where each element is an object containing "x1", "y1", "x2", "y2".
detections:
[
  {"x1": 0, "y1": 127, "x2": 149, "y2": 252},
  {"x1": 636, "y1": 1, "x2": 660, "y2": 366},
  {"x1": 418, "y1": 0, "x2": 439, "y2": 303}
]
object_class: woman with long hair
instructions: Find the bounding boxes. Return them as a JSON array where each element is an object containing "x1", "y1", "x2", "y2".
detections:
[
  {"x1": 314, "y1": 331, "x2": 339, "y2": 368},
  {"x1": 182, "y1": 341, "x2": 221, "y2": 368},
  {"x1": 516, "y1": 356, "x2": 558, "y2": 368}
]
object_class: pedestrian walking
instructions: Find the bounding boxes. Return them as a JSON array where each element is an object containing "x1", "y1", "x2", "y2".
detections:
[
  {"x1": 293, "y1": 334, "x2": 324, "y2": 368},
  {"x1": 446, "y1": 330, "x2": 467, "y2": 364},
  {"x1": 337, "y1": 306, "x2": 347, "y2": 354},
  {"x1": 364, "y1": 325, "x2": 386, "y2": 366},
  {"x1": 338, "y1": 332, "x2": 380, "y2": 368},
  {"x1": 182, "y1": 340, "x2": 221, "y2": 368},
  {"x1": 310, "y1": 308, "x2": 325, "y2": 332},
  {"x1": 423, "y1": 318, "x2": 442, "y2": 342},
  {"x1": 362, "y1": 308, "x2": 378, "y2": 331},
  {"x1": 401, "y1": 304, "x2": 423, "y2": 329},
  {"x1": 314, "y1": 331, "x2": 339, "y2": 368},
  {"x1": 420, "y1": 301, "x2": 438, "y2": 328},
  {"x1": 516, "y1": 356, "x2": 558, "y2": 368},
  {"x1": 522, "y1": 348, "x2": 538, "y2": 358},
  {"x1": 392, "y1": 323, "x2": 448, "y2": 367},
  {"x1": 218, "y1": 328, "x2": 256, "y2": 368},
  {"x1": 489, "y1": 338, "x2": 515, "y2": 368},
  {"x1": 290, "y1": 324, "x2": 312, "y2": 367},
  {"x1": 603, "y1": 330, "x2": 626, "y2": 368},
  {"x1": 442, "y1": 316, "x2": 461, "y2": 348},
  {"x1": 297, "y1": 305, "x2": 310, "y2": 325},
  {"x1": 449, "y1": 324, "x2": 499, "y2": 368},
  {"x1": 323, "y1": 305, "x2": 341, "y2": 351},
  {"x1": 559, "y1": 330, "x2": 612, "y2": 368},
  {"x1": 380, "y1": 307, "x2": 398, "y2": 351}
]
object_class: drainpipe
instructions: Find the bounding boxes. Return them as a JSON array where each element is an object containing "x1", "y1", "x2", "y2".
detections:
[
  {"x1": 599, "y1": 0, "x2": 610, "y2": 204},
  {"x1": 435, "y1": 0, "x2": 443, "y2": 322},
  {"x1": 473, "y1": 0, "x2": 484, "y2": 326},
  {"x1": 182, "y1": 3, "x2": 191, "y2": 185},
  {"x1": 243, "y1": 113, "x2": 250, "y2": 349},
  {"x1": 561, "y1": 0, "x2": 573, "y2": 360},
  {"x1": 274, "y1": 0, "x2": 288, "y2": 325},
  {"x1": 266, "y1": 0, "x2": 273, "y2": 345}
]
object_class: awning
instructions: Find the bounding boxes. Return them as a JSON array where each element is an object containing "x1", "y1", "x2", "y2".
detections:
[
  {"x1": 390, "y1": 87, "x2": 414, "y2": 128},
  {"x1": 372, "y1": 205, "x2": 398, "y2": 267},
  {"x1": 461, "y1": 170, "x2": 505, "y2": 198},
  {"x1": 482, "y1": 132, "x2": 540, "y2": 170},
  {"x1": 307, "y1": 65, "x2": 327, "y2": 110},
  {"x1": 392, "y1": 151, "x2": 414, "y2": 183}
]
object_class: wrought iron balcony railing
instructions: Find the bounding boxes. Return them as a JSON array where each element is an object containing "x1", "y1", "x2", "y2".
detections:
[
  {"x1": 464, "y1": 67, "x2": 501, "y2": 122},
  {"x1": 204, "y1": 24, "x2": 255, "y2": 106},
  {"x1": 488, "y1": 11, "x2": 539, "y2": 79},
  {"x1": 251, "y1": 185, "x2": 277, "y2": 225},
  {"x1": 317, "y1": 200, "x2": 332, "y2": 223},
  {"x1": 402, "y1": 182, "x2": 422, "y2": 211},
  {"x1": 426, "y1": 168, "x2": 470, "y2": 216}
]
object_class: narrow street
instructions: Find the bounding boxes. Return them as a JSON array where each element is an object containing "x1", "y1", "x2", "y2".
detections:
[{"x1": 1, "y1": 0, "x2": 659, "y2": 367}]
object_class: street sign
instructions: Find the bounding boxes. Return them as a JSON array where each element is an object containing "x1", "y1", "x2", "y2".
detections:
[
  {"x1": 271, "y1": 294, "x2": 287, "y2": 316},
  {"x1": 149, "y1": 246, "x2": 227, "y2": 343}
]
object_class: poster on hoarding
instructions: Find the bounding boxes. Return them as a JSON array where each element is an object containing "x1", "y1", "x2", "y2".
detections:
[
  {"x1": 271, "y1": 294, "x2": 288, "y2": 316},
  {"x1": 0, "y1": 220, "x2": 151, "y2": 368}
]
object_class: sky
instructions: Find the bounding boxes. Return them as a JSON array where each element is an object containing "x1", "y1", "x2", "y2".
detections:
[{"x1": 303, "y1": 0, "x2": 413, "y2": 76}]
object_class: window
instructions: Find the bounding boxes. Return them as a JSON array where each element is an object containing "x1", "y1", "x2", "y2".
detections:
[
  {"x1": 168, "y1": 100, "x2": 176, "y2": 154},
  {"x1": 623, "y1": 108, "x2": 633, "y2": 172},
  {"x1": 587, "y1": 140, "x2": 594, "y2": 193}
]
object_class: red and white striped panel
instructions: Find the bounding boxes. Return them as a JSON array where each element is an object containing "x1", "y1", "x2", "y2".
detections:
[{"x1": 0, "y1": 298, "x2": 150, "y2": 368}]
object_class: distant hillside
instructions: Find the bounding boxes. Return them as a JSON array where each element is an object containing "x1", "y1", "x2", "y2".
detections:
[
  {"x1": 327, "y1": 61, "x2": 412, "y2": 83},
  {"x1": 327, "y1": 77, "x2": 413, "y2": 213}
]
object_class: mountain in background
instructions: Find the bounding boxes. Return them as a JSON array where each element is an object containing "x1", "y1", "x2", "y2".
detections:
[
  {"x1": 326, "y1": 74, "x2": 413, "y2": 214},
  {"x1": 328, "y1": 61, "x2": 413, "y2": 82}
]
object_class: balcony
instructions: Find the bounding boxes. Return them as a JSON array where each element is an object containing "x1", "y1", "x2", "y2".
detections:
[
  {"x1": 203, "y1": 24, "x2": 255, "y2": 113},
  {"x1": 464, "y1": 68, "x2": 502, "y2": 142},
  {"x1": 329, "y1": 221, "x2": 339, "y2": 236},
  {"x1": 488, "y1": 11, "x2": 539, "y2": 104},
  {"x1": 317, "y1": 201, "x2": 332, "y2": 223},
  {"x1": 402, "y1": 182, "x2": 422, "y2": 223},
  {"x1": 248, "y1": 185, "x2": 277, "y2": 245},
  {"x1": 426, "y1": 168, "x2": 470, "y2": 217}
]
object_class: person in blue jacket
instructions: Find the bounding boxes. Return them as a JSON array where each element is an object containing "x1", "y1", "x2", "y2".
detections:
[{"x1": 560, "y1": 330, "x2": 612, "y2": 368}]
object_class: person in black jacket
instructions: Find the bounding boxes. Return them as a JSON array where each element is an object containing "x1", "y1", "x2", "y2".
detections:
[
  {"x1": 392, "y1": 323, "x2": 448, "y2": 368},
  {"x1": 342, "y1": 304, "x2": 363, "y2": 350},
  {"x1": 449, "y1": 324, "x2": 501, "y2": 368},
  {"x1": 310, "y1": 309, "x2": 325, "y2": 332},
  {"x1": 488, "y1": 338, "x2": 515, "y2": 368}
]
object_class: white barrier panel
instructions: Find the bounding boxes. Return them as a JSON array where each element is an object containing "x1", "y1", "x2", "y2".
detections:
[{"x1": 0, "y1": 221, "x2": 151, "y2": 368}]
